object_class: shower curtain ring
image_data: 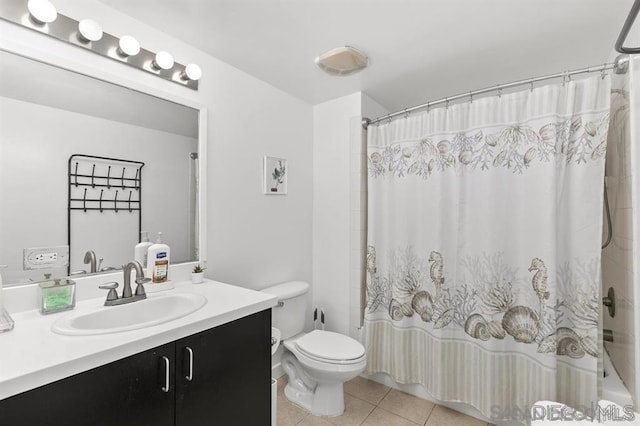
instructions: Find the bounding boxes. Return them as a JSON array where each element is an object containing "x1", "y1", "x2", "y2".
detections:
[
  {"x1": 469, "y1": 91, "x2": 473, "y2": 103},
  {"x1": 530, "y1": 79, "x2": 534, "y2": 92},
  {"x1": 496, "y1": 85, "x2": 502, "y2": 98},
  {"x1": 445, "y1": 97, "x2": 449, "y2": 109},
  {"x1": 601, "y1": 65, "x2": 607, "y2": 79},
  {"x1": 426, "y1": 102, "x2": 431, "y2": 113},
  {"x1": 404, "y1": 108, "x2": 409, "y2": 119}
]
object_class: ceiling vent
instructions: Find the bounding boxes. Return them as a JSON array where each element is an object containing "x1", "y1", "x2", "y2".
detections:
[{"x1": 315, "y1": 46, "x2": 368, "y2": 76}]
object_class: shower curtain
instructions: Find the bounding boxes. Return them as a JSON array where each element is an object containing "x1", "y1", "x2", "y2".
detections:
[{"x1": 364, "y1": 75, "x2": 611, "y2": 422}]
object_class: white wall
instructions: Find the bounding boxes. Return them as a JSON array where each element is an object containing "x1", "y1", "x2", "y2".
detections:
[
  {"x1": 312, "y1": 92, "x2": 389, "y2": 338},
  {"x1": 350, "y1": 95, "x2": 389, "y2": 338},
  {"x1": 313, "y1": 93, "x2": 362, "y2": 336},
  {"x1": 0, "y1": 0, "x2": 313, "y2": 290}
]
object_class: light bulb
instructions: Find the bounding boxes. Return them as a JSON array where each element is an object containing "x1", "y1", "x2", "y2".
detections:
[
  {"x1": 153, "y1": 51, "x2": 174, "y2": 70},
  {"x1": 27, "y1": 0, "x2": 57, "y2": 25},
  {"x1": 78, "y1": 19, "x2": 103, "y2": 42},
  {"x1": 181, "y1": 63, "x2": 202, "y2": 81},
  {"x1": 118, "y1": 35, "x2": 140, "y2": 57}
]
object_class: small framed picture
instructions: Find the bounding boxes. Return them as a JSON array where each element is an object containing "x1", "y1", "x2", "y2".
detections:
[{"x1": 263, "y1": 156, "x2": 287, "y2": 195}]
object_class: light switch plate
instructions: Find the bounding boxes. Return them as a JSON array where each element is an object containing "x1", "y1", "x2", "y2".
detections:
[{"x1": 23, "y1": 246, "x2": 69, "y2": 270}]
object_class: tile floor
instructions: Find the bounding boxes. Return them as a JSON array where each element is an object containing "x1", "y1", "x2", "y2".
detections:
[{"x1": 276, "y1": 376, "x2": 493, "y2": 426}]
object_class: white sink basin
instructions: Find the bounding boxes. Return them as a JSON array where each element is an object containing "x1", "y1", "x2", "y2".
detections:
[{"x1": 52, "y1": 293, "x2": 207, "y2": 336}]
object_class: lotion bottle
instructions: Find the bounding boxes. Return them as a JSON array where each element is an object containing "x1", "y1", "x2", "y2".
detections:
[
  {"x1": 146, "y1": 232, "x2": 170, "y2": 283},
  {"x1": 134, "y1": 231, "x2": 153, "y2": 266}
]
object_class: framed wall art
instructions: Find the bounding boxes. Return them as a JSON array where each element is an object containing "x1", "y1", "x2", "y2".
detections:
[{"x1": 263, "y1": 156, "x2": 287, "y2": 195}]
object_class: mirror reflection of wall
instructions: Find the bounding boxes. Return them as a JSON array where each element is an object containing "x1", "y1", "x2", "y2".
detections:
[{"x1": 0, "y1": 50, "x2": 200, "y2": 285}]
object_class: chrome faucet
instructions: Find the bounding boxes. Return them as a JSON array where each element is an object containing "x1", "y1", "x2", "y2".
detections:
[
  {"x1": 83, "y1": 250, "x2": 97, "y2": 273},
  {"x1": 99, "y1": 260, "x2": 150, "y2": 306},
  {"x1": 122, "y1": 260, "x2": 148, "y2": 298}
]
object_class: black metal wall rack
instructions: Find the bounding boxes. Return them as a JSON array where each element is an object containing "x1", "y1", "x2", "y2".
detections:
[
  {"x1": 68, "y1": 154, "x2": 144, "y2": 213},
  {"x1": 67, "y1": 155, "x2": 145, "y2": 274}
]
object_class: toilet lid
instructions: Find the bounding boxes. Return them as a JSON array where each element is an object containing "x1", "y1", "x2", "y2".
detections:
[{"x1": 295, "y1": 330, "x2": 365, "y2": 361}]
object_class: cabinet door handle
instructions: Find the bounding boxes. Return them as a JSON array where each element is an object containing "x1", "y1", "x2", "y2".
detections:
[
  {"x1": 161, "y1": 355, "x2": 170, "y2": 393},
  {"x1": 185, "y1": 347, "x2": 194, "y2": 381}
]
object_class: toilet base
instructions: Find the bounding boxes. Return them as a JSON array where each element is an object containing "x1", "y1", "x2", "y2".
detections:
[
  {"x1": 284, "y1": 380, "x2": 346, "y2": 417},
  {"x1": 282, "y1": 351, "x2": 350, "y2": 416}
]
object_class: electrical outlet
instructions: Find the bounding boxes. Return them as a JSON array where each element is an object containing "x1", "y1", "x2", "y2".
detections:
[{"x1": 23, "y1": 246, "x2": 69, "y2": 270}]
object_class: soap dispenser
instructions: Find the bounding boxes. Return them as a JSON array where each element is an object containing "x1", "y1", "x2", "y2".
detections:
[
  {"x1": 134, "y1": 231, "x2": 153, "y2": 265},
  {"x1": 146, "y1": 232, "x2": 170, "y2": 283},
  {"x1": 0, "y1": 265, "x2": 14, "y2": 332}
]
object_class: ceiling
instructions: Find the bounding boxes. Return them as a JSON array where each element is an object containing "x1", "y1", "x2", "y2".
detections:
[{"x1": 98, "y1": 0, "x2": 635, "y2": 113}]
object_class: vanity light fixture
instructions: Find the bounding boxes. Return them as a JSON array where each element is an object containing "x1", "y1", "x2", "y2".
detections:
[
  {"x1": 118, "y1": 35, "x2": 140, "y2": 57},
  {"x1": 77, "y1": 19, "x2": 103, "y2": 43},
  {"x1": 0, "y1": 0, "x2": 200, "y2": 89},
  {"x1": 181, "y1": 63, "x2": 202, "y2": 81},
  {"x1": 27, "y1": 0, "x2": 56, "y2": 25},
  {"x1": 152, "y1": 51, "x2": 174, "y2": 70}
]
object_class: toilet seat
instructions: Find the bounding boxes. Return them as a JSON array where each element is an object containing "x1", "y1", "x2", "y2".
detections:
[{"x1": 294, "y1": 330, "x2": 365, "y2": 365}]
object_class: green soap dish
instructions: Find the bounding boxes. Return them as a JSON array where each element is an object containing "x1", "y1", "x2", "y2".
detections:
[{"x1": 39, "y1": 278, "x2": 76, "y2": 315}]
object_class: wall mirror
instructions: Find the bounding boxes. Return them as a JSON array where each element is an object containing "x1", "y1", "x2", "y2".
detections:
[{"x1": 0, "y1": 49, "x2": 204, "y2": 286}]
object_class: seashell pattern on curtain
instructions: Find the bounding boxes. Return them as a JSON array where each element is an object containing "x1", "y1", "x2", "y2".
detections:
[{"x1": 364, "y1": 74, "x2": 612, "y2": 423}]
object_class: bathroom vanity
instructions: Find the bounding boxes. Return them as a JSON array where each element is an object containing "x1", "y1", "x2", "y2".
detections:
[{"x1": 0, "y1": 280, "x2": 276, "y2": 426}]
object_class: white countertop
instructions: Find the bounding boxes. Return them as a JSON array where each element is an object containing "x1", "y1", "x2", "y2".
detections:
[{"x1": 0, "y1": 279, "x2": 277, "y2": 400}]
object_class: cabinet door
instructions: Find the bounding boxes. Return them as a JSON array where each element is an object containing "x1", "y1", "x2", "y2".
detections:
[
  {"x1": 0, "y1": 342, "x2": 175, "y2": 426},
  {"x1": 176, "y1": 309, "x2": 271, "y2": 425}
]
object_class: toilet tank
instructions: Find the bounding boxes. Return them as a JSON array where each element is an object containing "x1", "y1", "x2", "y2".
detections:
[{"x1": 262, "y1": 281, "x2": 309, "y2": 340}]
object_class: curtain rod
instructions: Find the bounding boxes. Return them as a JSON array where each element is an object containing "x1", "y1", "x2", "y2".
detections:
[
  {"x1": 615, "y1": 0, "x2": 640, "y2": 54},
  {"x1": 362, "y1": 56, "x2": 629, "y2": 128}
]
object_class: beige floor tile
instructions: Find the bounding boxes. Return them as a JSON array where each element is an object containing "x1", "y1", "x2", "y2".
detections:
[
  {"x1": 344, "y1": 376, "x2": 391, "y2": 405},
  {"x1": 277, "y1": 374, "x2": 289, "y2": 391},
  {"x1": 378, "y1": 389, "x2": 435, "y2": 425},
  {"x1": 425, "y1": 405, "x2": 486, "y2": 426},
  {"x1": 361, "y1": 407, "x2": 421, "y2": 426},
  {"x1": 328, "y1": 394, "x2": 376, "y2": 426},
  {"x1": 297, "y1": 414, "x2": 334, "y2": 426},
  {"x1": 277, "y1": 385, "x2": 308, "y2": 426}
]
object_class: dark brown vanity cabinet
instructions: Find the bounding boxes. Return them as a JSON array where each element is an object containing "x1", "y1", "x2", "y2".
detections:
[{"x1": 0, "y1": 309, "x2": 271, "y2": 426}]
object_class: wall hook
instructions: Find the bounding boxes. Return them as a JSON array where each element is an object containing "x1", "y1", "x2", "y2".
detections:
[
  {"x1": 106, "y1": 165, "x2": 111, "y2": 189},
  {"x1": 128, "y1": 190, "x2": 133, "y2": 212},
  {"x1": 114, "y1": 190, "x2": 119, "y2": 213},
  {"x1": 91, "y1": 164, "x2": 96, "y2": 188},
  {"x1": 121, "y1": 167, "x2": 126, "y2": 190},
  {"x1": 99, "y1": 189, "x2": 104, "y2": 212},
  {"x1": 82, "y1": 188, "x2": 87, "y2": 212},
  {"x1": 74, "y1": 162, "x2": 79, "y2": 187},
  {"x1": 134, "y1": 169, "x2": 140, "y2": 191}
]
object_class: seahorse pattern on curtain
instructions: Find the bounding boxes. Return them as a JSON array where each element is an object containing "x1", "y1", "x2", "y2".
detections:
[{"x1": 364, "y1": 75, "x2": 610, "y2": 423}]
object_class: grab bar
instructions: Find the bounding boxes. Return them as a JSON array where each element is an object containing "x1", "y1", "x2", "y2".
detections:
[{"x1": 615, "y1": 0, "x2": 640, "y2": 54}]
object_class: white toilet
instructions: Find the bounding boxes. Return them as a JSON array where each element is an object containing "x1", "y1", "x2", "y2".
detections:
[{"x1": 263, "y1": 281, "x2": 366, "y2": 417}]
